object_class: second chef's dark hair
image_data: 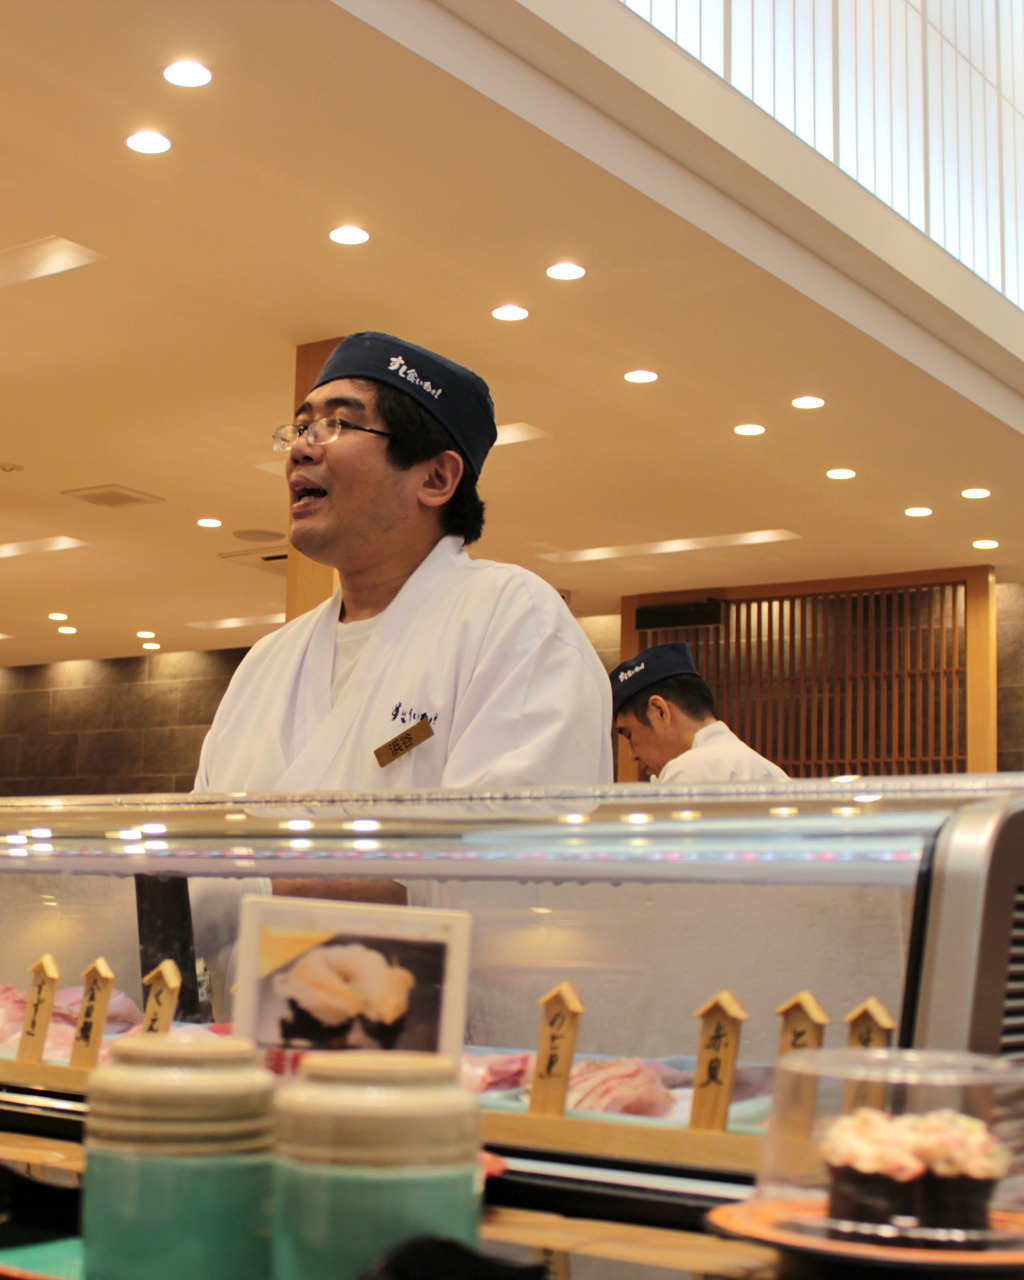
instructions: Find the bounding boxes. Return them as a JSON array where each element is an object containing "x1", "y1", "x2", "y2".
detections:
[{"x1": 618, "y1": 674, "x2": 717, "y2": 726}]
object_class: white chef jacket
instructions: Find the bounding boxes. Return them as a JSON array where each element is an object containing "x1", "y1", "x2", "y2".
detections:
[
  {"x1": 195, "y1": 536, "x2": 612, "y2": 792},
  {"x1": 656, "y1": 721, "x2": 787, "y2": 784}
]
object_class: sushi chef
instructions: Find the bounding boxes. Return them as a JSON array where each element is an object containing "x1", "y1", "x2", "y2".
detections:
[
  {"x1": 189, "y1": 332, "x2": 611, "y2": 1002},
  {"x1": 611, "y1": 641, "x2": 787, "y2": 784},
  {"x1": 195, "y1": 331, "x2": 611, "y2": 795}
]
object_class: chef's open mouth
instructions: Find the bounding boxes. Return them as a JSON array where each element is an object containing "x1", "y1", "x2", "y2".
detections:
[{"x1": 294, "y1": 486, "x2": 327, "y2": 500}]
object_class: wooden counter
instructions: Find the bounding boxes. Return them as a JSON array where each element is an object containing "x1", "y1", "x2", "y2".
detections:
[{"x1": 483, "y1": 1205, "x2": 778, "y2": 1278}]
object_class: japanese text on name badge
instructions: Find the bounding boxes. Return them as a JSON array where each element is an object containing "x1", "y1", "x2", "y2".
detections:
[{"x1": 374, "y1": 715, "x2": 434, "y2": 768}]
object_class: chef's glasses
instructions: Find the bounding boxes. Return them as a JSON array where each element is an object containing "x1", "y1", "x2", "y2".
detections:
[{"x1": 272, "y1": 417, "x2": 393, "y2": 452}]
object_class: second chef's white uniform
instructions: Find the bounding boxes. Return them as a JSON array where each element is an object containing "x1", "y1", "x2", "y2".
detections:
[{"x1": 656, "y1": 720, "x2": 788, "y2": 784}]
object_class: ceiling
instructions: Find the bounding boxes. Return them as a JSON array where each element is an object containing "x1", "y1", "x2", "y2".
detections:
[{"x1": 2, "y1": 0, "x2": 1023, "y2": 669}]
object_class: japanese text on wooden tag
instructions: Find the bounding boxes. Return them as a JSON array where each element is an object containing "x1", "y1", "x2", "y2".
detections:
[
  {"x1": 71, "y1": 957, "x2": 115, "y2": 1069},
  {"x1": 18, "y1": 955, "x2": 60, "y2": 1065},
  {"x1": 374, "y1": 715, "x2": 433, "y2": 768}
]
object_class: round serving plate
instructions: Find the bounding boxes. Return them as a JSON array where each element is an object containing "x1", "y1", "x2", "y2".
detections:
[{"x1": 707, "y1": 1199, "x2": 1024, "y2": 1274}]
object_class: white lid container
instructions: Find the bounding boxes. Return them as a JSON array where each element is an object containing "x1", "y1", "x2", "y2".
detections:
[
  {"x1": 274, "y1": 1051, "x2": 479, "y2": 1167},
  {"x1": 87, "y1": 1032, "x2": 275, "y2": 1154}
]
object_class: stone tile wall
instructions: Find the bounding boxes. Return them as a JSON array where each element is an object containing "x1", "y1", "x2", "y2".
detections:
[{"x1": 0, "y1": 649, "x2": 247, "y2": 796}]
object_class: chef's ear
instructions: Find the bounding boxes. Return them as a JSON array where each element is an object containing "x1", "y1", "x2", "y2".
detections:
[
  {"x1": 647, "y1": 695, "x2": 672, "y2": 727},
  {"x1": 417, "y1": 449, "x2": 464, "y2": 508}
]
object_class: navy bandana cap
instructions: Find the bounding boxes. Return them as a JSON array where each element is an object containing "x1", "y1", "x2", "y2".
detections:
[
  {"x1": 312, "y1": 331, "x2": 497, "y2": 478},
  {"x1": 609, "y1": 642, "x2": 701, "y2": 716}
]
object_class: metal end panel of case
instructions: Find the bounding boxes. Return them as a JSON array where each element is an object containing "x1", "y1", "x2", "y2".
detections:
[{"x1": 913, "y1": 796, "x2": 1024, "y2": 1053}]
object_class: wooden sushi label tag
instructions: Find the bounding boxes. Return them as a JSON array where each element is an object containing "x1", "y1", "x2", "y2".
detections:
[
  {"x1": 529, "y1": 981, "x2": 584, "y2": 1117},
  {"x1": 844, "y1": 997, "x2": 895, "y2": 1051},
  {"x1": 844, "y1": 997, "x2": 896, "y2": 1112},
  {"x1": 374, "y1": 716, "x2": 433, "y2": 768},
  {"x1": 17, "y1": 955, "x2": 60, "y2": 1065},
  {"x1": 690, "y1": 990, "x2": 747, "y2": 1132},
  {"x1": 142, "y1": 959, "x2": 181, "y2": 1034},
  {"x1": 774, "y1": 990, "x2": 829, "y2": 1136},
  {"x1": 775, "y1": 990, "x2": 829, "y2": 1058},
  {"x1": 70, "y1": 957, "x2": 115, "y2": 1068}
]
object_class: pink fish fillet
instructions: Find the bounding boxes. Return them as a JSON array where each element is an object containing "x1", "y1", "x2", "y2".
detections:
[
  {"x1": 458, "y1": 1052, "x2": 534, "y2": 1092},
  {"x1": 565, "y1": 1058, "x2": 675, "y2": 1117},
  {"x1": 56, "y1": 986, "x2": 143, "y2": 1034}
]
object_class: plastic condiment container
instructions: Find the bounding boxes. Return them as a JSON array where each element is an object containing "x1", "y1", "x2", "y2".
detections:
[
  {"x1": 272, "y1": 1050, "x2": 481, "y2": 1280},
  {"x1": 82, "y1": 1033, "x2": 275, "y2": 1280}
]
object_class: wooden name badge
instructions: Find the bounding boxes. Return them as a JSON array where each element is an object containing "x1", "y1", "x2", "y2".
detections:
[{"x1": 374, "y1": 716, "x2": 434, "y2": 768}]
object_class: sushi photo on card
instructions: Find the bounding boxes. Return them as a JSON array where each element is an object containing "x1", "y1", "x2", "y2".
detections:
[{"x1": 233, "y1": 896, "x2": 470, "y2": 1062}]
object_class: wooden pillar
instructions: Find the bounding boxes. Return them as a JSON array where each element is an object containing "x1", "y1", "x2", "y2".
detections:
[
  {"x1": 284, "y1": 338, "x2": 343, "y2": 621},
  {"x1": 965, "y1": 565, "x2": 997, "y2": 772}
]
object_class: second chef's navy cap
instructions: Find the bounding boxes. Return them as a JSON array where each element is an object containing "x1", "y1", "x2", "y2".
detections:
[
  {"x1": 312, "y1": 331, "x2": 497, "y2": 478},
  {"x1": 609, "y1": 642, "x2": 701, "y2": 716}
]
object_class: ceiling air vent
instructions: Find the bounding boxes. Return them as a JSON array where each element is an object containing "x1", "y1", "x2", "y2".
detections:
[
  {"x1": 62, "y1": 484, "x2": 164, "y2": 507},
  {"x1": 219, "y1": 545, "x2": 290, "y2": 576}
]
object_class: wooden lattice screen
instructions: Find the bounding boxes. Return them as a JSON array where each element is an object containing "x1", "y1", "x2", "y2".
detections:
[{"x1": 621, "y1": 568, "x2": 996, "y2": 779}]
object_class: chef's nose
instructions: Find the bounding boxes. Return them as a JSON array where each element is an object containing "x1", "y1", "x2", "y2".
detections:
[{"x1": 290, "y1": 430, "x2": 324, "y2": 462}]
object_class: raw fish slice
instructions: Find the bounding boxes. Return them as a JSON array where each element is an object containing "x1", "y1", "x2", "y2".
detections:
[
  {"x1": 56, "y1": 986, "x2": 143, "y2": 1034},
  {"x1": 565, "y1": 1058, "x2": 674, "y2": 1117}
]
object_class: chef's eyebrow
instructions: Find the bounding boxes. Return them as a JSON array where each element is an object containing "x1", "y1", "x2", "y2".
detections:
[{"x1": 294, "y1": 393, "x2": 368, "y2": 419}]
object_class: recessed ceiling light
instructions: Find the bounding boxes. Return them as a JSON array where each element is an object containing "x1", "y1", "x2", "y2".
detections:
[
  {"x1": 0, "y1": 238, "x2": 102, "y2": 288},
  {"x1": 329, "y1": 225, "x2": 370, "y2": 245},
  {"x1": 233, "y1": 528, "x2": 286, "y2": 542},
  {"x1": 0, "y1": 536, "x2": 87, "y2": 559},
  {"x1": 48, "y1": 613, "x2": 68, "y2": 621},
  {"x1": 973, "y1": 539, "x2": 999, "y2": 549},
  {"x1": 734, "y1": 423, "x2": 765, "y2": 436},
  {"x1": 538, "y1": 528, "x2": 800, "y2": 563},
  {"x1": 492, "y1": 304, "x2": 528, "y2": 321},
  {"x1": 57, "y1": 626, "x2": 77, "y2": 635},
  {"x1": 163, "y1": 60, "x2": 212, "y2": 87},
  {"x1": 186, "y1": 613, "x2": 286, "y2": 630},
  {"x1": 546, "y1": 262, "x2": 585, "y2": 280},
  {"x1": 826, "y1": 468, "x2": 856, "y2": 480},
  {"x1": 142, "y1": 642, "x2": 160, "y2": 650},
  {"x1": 792, "y1": 396, "x2": 825, "y2": 409},
  {"x1": 197, "y1": 518, "x2": 222, "y2": 528},
  {"x1": 962, "y1": 488, "x2": 991, "y2": 499},
  {"x1": 905, "y1": 507, "x2": 932, "y2": 517},
  {"x1": 494, "y1": 422, "x2": 549, "y2": 447},
  {"x1": 137, "y1": 631, "x2": 155, "y2": 639},
  {"x1": 126, "y1": 131, "x2": 171, "y2": 154},
  {"x1": 624, "y1": 369, "x2": 657, "y2": 383}
]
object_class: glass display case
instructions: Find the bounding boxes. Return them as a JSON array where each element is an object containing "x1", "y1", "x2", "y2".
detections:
[{"x1": 1, "y1": 774, "x2": 1023, "y2": 1228}]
